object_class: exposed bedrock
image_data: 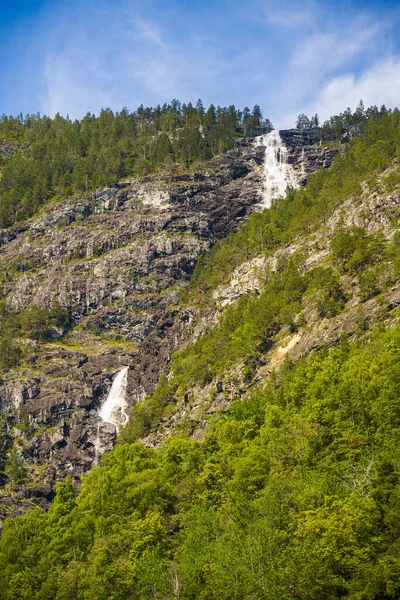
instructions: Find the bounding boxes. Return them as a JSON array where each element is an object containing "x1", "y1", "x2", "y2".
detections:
[{"x1": 0, "y1": 133, "x2": 338, "y2": 515}]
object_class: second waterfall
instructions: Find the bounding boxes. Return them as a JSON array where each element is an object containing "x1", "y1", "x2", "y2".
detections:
[
  {"x1": 99, "y1": 366, "x2": 129, "y2": 431},
  {"x1": 94, "y1": 367, "x2": 129, "y2": 464},
  {"x1": 258, "y1": 130, "x2": 299, "y2": 209}
]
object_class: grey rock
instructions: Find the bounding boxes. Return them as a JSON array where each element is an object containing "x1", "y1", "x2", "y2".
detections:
[{"x1": 0, "y1": 132, "x2": 338, "y2": 514}]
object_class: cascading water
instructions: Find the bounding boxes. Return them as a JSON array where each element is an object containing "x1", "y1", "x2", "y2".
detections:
[
  {"x1": 257, "y1": 130, "x2": 299, "y2": 208},
  {"x1": 94, "y1": 366, "x2": 129, "y2": 465},
  {"x1": 99, "y1": 366, "x2": 129, "y2": 432}
]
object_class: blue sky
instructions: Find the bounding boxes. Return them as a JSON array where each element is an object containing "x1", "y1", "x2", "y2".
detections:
[{"x1": 1, "y1": 0, "x2": 400, "y2": 127}]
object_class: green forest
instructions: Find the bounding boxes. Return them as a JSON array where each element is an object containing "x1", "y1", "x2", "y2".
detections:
[
  {"x1": 1, "y1": 324, "x2": 400, "y2": 599},
  {"x1": 0, "y1": 101, "x2": 269, "y2": 227},
  {"x1": 0, "y1": 100, "x2": 389, "y2": 227}
]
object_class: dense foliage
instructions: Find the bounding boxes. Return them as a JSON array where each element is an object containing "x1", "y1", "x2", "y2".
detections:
[
  {"x1": 1, "y1": 324, "x2": 400, "y2": 599},
  {"x1": 296, "y1": 100, "x2": 392, "y2": 140},
  {"x1": 0, "y1": 102, "x2": 271, "y2": 226},
  {"x1": 125, "y1": 226, "x2": 399, "y2": 442},
  {"x1": 187, "y1": 110, "x2": 400, "y2": 299},
  {"x1": 0, "y1": 302, "x2": 70, "y2": 369}
]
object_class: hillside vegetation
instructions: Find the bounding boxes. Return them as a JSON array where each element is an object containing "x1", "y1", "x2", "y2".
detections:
[
  {"x1": 0, "y1": 101, "x2": 269, "y2": 227},
  {"x1": 123, "y1": 111, "x2": 400, "y2": 441},
  {"x1": 187, "y1": 110, "x2": 400, "y2": 299},
  {"x1": 0, "y1": 108, "x2": 399, "y2": 599},
  {"x1": 0, "y1": 101, "x2": 385, "y2": 227},
  {"x1": 1, "y1": 324, "x2": 400, "y2": 599}
]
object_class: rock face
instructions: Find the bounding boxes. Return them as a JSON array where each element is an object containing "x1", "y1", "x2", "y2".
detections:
[
  {"x1": 279, "y1": 128, "x2": 321, "y2": 147},
  {"x1": 278, "y1": 129, "x2": 342, "y2": 184},
  {"x1": 0, "y1": 132, "x2": 338, "y2": 515},
  {"x1": 0, "y1": 140, "x2": 18, "y2": 158}
]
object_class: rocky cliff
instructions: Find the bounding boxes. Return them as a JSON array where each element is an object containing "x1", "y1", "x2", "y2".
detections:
[
  {"x1": 0, "y1": 132, "x2": 338, "y2": 516},
  {"x1": 0, "y1": 141, "x2": 18, "y2": 159},
  {"x1": 143, "y1": 187, "x2": 400, "y2": 447}
]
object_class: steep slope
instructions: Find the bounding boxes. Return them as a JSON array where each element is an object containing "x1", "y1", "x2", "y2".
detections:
[
  {"x1": 118, "y1": 113, "x2": 400, "y2": 449},
  {"x1": 128, "y1": 182, "x2": 400, "y2": 448},
  {"x1": 0, "y1": 130, "x2": 336, "y2": 514},
  {"x1": 0, "y1": 112, "x2": 399, "y2": 598}
]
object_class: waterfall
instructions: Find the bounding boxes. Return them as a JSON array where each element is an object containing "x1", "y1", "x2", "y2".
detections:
[
  {"x1": 98, "y1": 367, "x2": 129, "y2": 432},
  {"x1": 93, "y1": 367, "x2": 129, "y2": 465},
  {"x1": 257, "y1": 130, "x2": 299, "y2": 208}
]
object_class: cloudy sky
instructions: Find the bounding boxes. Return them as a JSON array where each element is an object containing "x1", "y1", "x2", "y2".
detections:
[{"x1": 1, "y1": 0, "x2": 400, "y2": 127}]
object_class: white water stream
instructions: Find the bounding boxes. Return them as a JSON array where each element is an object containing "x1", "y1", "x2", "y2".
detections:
[
  {"x1": 257, "y1": 130, "x2": 299, "y2": 208},
  {"x1": 94, "y1": 367, "x2": 129, "y2": 465},
  {"x1": 99, "y1": 366, "x2": 129, "y2": 431}
]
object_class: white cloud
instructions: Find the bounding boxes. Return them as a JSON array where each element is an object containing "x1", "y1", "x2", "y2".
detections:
[
  {"x1": 312, "y1": 57, "x2": 400, "y2": 118},
  {"x1": 42, "y1": 53, "x2": 114, "y2": 117},
  {"x1": 292, "y1": 23, "x2": 380, "y2": 75},
  {"x1": 133, "y1": 17, "x2": 165, "y2": 49},
  {"x1": 267, "y1": 13, "x2": 386, "y2": 127},
  {"x1": 278, "y1": 56, "x2": 400, "y2": 127},
  {"x1": 259, "y1": 0, "x2": 318, "y2": 29},
  {"x1": 286, "y1": 16, "x2": 382, "y2": 95}
]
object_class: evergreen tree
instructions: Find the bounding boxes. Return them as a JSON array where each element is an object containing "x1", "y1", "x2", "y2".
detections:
[{"x1": 296, "y1": 113, "x2": 311, "y2": 130}]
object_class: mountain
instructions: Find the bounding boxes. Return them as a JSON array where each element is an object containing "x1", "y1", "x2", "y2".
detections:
[
  {"x1": 0, "y1": 125, "x2": 338, "y2": 515},
  {"x1": 0, "y1": 107, "x2": 399, "y2": 599}
]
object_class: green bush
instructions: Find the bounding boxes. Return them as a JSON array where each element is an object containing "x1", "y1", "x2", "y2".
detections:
[
  {"x1": 19, "y1": 303, "x2": 70, "y2": 341},
  {"x1": 331, "y1": 226, "x2": 385, "y2": 275},
  {"x1": 0, "y1": 336, "x2": 22, "y2": 369},
  {"x1": 0, "y1": 302, "x2": 71, "y2": 371},
  {"x1": 306, "y1": 267, "x2": 347, "y2": 317}
]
